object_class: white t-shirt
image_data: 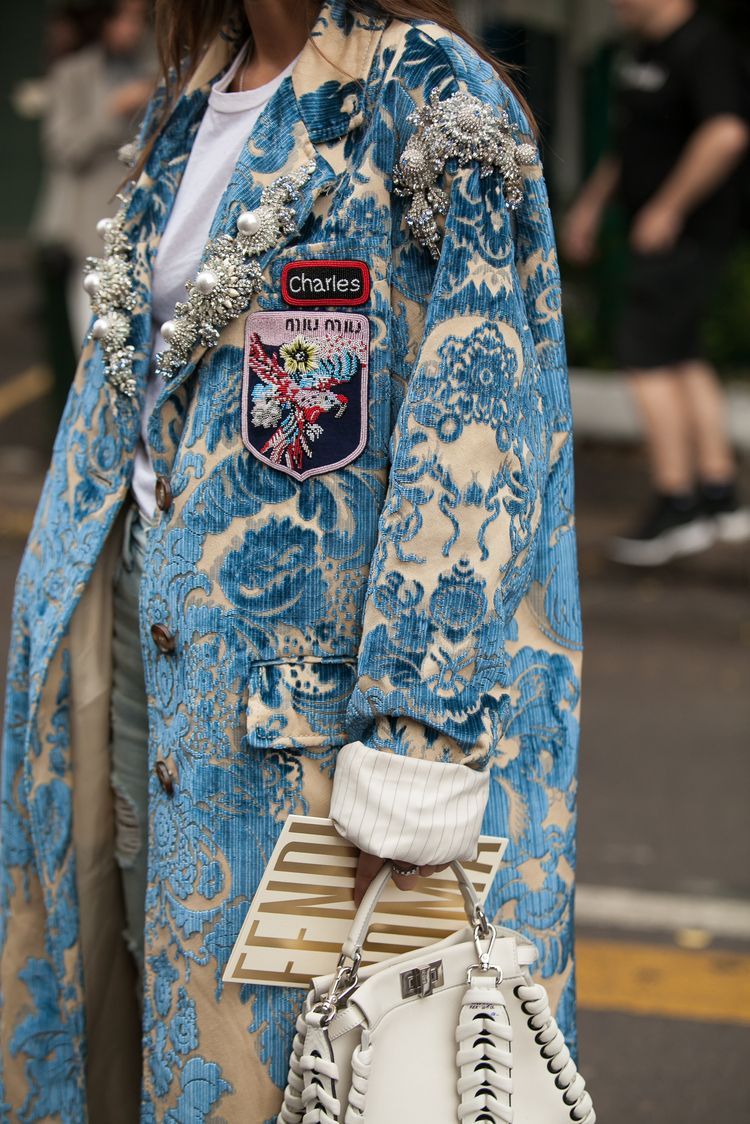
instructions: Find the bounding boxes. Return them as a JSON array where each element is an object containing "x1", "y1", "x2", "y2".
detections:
[{"x1": 132, "y1": 44, "x2": 299, "y2": 519}]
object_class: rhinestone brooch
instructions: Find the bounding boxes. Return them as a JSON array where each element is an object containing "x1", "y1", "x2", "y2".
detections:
[
  {"x1": 155, "y1": 163, "x2": 316, "y2": 380},
  {"x1": 393, "y1": 89, "x2": 539, "y2": 258},
  {"x1": 83, "y1": 162, "x2": 316, "y2": 396},
  {"x1": 83, "y1": 198, "x2": 137, "y2": 398}
]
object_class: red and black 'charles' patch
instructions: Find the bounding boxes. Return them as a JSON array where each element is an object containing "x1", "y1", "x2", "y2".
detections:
[{"x1": 281, "y1": 259, "x2": 370, "y2": 307}]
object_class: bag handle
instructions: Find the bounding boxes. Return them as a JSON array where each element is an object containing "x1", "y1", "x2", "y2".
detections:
[
  {"x1": 312, "y1": 862, "x2": 495, "y2": 1025},
  {"x1": 342, "y1": 860, "x2": 484, "y2": 961}
]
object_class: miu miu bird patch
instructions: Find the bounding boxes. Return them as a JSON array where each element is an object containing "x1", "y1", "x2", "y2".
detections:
[
  {"x1": 242, "y1": 311, "x2": 369, "y2": 481},
  {"x1": 281, "y1": 259, "x2": 370, "y2": 307}
]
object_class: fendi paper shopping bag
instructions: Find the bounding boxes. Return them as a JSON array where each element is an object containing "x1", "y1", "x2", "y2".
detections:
[{"x1": 224, "y1": 816, "x2": 507, "y2": 987}]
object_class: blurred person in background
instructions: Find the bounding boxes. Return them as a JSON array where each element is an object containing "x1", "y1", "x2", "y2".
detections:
[
  {"x1": 564, "y1": 0, "x2": 750, "y2": 566},
  {"x1": 21, "y1": 4, "x2": 89, "y2": 420},
  {"x1": 43, "y1": 0, "x2": 155, "y2": 348},
  {"x1": 20, "y1": 3, "x2": 133, "y2": 418}
]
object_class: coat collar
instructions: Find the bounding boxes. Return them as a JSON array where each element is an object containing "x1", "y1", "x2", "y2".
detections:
[
  {"x1": 186, "y1": 0, "x2": 386, "y2": 142},
  {"x1": 291, "y1": 0, "x2": 386, "y2": 142}
]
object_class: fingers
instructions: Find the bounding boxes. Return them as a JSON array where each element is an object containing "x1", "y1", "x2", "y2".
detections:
[
  {"x1": 353, "y1": 853, "x2": 452, "y2": 905},
  {"x1": 391, "y1": 870, "x2": 420, "y2": 893},
  {"x1": 391, "y1": 862, "x2": 450, "y2": 892}
]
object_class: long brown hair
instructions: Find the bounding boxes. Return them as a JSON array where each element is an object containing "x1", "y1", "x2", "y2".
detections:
[{"x1": 136, "y1": 1, "x2": 532, "y2": 178}]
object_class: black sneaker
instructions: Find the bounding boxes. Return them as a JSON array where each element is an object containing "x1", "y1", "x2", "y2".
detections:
[
  {"x1": 609, "y1": 493, "x2": 715, "y2": 566},
  {"x1": 700, "y1": 481, "x2": 750, "y2": 544}
]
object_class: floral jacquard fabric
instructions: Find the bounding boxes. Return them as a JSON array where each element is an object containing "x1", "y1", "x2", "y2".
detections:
[{"x1": 0, "y1": 2, "x2": 582, "y2": 1120}]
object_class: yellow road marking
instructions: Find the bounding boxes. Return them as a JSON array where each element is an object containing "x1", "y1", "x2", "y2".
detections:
[
  {"x1": 0, "y1": 364, "x2": 53, "y2": 422},
  {"x1": 577, "y1": 938, "x2": 750, "y2": 1026}
]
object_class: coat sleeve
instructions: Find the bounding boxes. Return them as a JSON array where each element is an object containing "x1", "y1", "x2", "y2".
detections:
[{"x1": 330, "y1": 48, "x2": 561, "y2": 865}]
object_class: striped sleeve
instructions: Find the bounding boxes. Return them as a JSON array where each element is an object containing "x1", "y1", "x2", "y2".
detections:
[{"x1": 329, "y1": 741, "x2": 489, "y2": 865}]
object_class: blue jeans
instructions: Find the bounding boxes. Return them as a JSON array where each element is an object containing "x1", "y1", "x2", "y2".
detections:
[{"x1": 110, "y1": 501, "x2": 152, "y2": 985}]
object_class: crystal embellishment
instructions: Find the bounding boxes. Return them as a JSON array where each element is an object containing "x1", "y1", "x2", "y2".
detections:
[
  {"x1": 117, "y1": 140, "x2": 138, "y2": 168},
  {"x1": 155, "y1": 164, "x2": 317, "y2": 380},
  {"x1": 393, "y1": 89, "x2": 539, "y2": 258},
  {"x1": 83, "y1": 197, "x2": 137, "y2": 397},
  {"x1": 83, "y1": 162, "x2": 317, "y2": 397}
]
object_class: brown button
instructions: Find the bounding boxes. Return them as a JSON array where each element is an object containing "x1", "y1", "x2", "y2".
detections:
[
  {"x1": 150, "y1": 622, "x2": 176, "y2": 654},
  {"x1": 155, "y1": 475, "x2": 172, "y2": 513},
  {"x1": 154, "y1": 760, "x2": 175, "y2": 795}
]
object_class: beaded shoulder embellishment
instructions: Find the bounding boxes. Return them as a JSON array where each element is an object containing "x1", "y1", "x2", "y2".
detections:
[
  {"x1": 393, "y1": 89, "x2": 538, "y2": 258},
  {"x1": 83, "y1": 162, "x2": 316, "y2": 397},
  {"x1": 83, "y1": 202, "x2": 138, "y2": 397}
]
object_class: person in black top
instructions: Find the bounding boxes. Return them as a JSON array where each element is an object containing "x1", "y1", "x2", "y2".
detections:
[{"x1": 564, "y1": 0, "x2": 750, "y2": 566}]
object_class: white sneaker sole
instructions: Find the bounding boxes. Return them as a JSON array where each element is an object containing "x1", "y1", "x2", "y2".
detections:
[
  {"x1": 609, "y1": 519, "x2": 716, "y2": 567},
  {"x1": 713, "y1": 508, "x2": 750, "y2": 544}
]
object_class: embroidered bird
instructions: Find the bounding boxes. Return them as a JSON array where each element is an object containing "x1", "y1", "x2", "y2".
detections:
[{"x1": 246, "y1": 332, "x2": 357, "y2": 471}]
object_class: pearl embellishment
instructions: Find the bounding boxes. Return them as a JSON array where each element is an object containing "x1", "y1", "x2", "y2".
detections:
[
  {"x1": 161, "y1": 319, "x2": 176, "y2": 343},
  {"x1": 195, "y1": 270, "x2": 218, "y2": 294},
  {"x1": 91, "y1": 316, "x2": 110, "y2": 339},
  {"x1": 96, "y1": 217, "x2": 113, "y2": 238},
  {"x1": 117, "y1": 141, "x2": 137, "y2": 168},
  {"x1": 237, "y1": 210, "x2": 260, "y2": 236},
  {"x1": 83, "y1": 271, "x2": 101, "y2": 295}
]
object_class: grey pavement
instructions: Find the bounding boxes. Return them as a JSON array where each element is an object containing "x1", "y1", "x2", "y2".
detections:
[
  {"x1": 1, "y1": 247, "x2": 749, "y2": 1122},
  {"x1": 575, "y1": 442, "x2": 750, "y2": 905},
  {"x1": 572, "y1": 442, "x2": 750, "y2": 1121}
]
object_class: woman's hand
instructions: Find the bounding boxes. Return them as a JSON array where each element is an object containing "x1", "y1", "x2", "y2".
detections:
[{"x1": 354, "y1": 850, "x2": 449, "y2": 907}]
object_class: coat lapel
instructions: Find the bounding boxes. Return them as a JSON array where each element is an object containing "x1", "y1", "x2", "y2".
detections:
[
  {"x1": 147, "y1": 0, "x2": 387, "y2": 404},
  {"x1": 149, "y1": 102, "x2": 339, "y2": 404}
]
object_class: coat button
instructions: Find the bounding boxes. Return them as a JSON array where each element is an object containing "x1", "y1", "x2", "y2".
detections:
[
  {"x1": 154, "y1": 760, "x2": 175, "y2": 795},
  {"x1": 150, "y1": 623, "x2": 176, "y2": 653},
  {"x1": 155, "y1": 476, "x2": 172, "y2": 512}
]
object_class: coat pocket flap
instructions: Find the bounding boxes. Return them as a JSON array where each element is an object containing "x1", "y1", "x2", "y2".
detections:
[{"x1": 246, "y1": 656, "x2": 357, "y2": 750}]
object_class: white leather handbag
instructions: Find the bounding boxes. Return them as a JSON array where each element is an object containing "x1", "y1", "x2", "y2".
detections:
[{"x1": 277, "y1": 861, "x2": 595, "y2": 1124}]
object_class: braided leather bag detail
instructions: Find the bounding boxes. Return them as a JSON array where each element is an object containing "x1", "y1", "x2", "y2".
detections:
[{"x1": 276, "y1": 864, "x2": 596, "y2": 1124}]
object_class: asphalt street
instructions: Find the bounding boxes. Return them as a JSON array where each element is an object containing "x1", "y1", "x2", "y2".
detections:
[{"x1": 0, "y1": 250, "x2": 748, "y2": 1122}]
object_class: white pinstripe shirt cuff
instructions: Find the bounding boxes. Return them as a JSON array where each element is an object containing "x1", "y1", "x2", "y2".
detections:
[{"x1": 329, "y1": 741, "x2": 489, "y2": 866}]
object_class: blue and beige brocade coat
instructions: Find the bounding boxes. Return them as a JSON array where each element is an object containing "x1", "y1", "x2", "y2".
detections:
[{"x1": 0, "y1": 3, "x2": 583, "y2": 1120}]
